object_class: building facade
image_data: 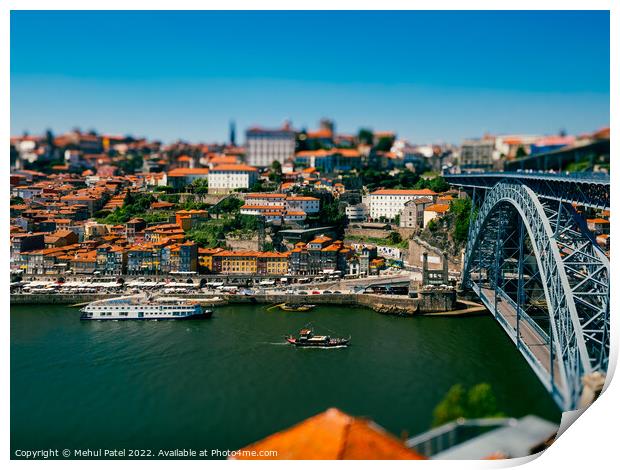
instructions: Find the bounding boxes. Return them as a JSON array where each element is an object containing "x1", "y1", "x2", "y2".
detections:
[
  {"x1": 368, "y1": 189, "x2": 437, "y2": 221},
  {"x1": 459, "y1": 138, "x2": 495, "y2": 171},
  {"x1": 207, "y1": 164, "x2": 259, "y2": 194},
  {"x1": 246, "y1": 127, "x2": 296, "y2": 167}
]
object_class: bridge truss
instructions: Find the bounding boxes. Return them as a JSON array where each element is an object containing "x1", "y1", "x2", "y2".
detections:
[{"x1": 462, "y1": 181, "x2": 609, "y2": 411}]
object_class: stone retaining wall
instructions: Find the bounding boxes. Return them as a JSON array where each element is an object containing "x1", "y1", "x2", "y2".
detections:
[{"x1": 12, "y1": 290, "x2": 469, "y2": 317}]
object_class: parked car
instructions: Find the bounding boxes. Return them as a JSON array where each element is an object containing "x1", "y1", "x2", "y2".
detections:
[
  {"x1": 323, "y1": 290, "x2": 332, "y2": 294},
  {"x1": 311, "y1": 291, "x2": 320, "y2": 295}
]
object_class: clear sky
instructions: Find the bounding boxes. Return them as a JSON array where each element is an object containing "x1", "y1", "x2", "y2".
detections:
[{"x1": 10, "y1": 10, "x2": 610, "y2": 144}]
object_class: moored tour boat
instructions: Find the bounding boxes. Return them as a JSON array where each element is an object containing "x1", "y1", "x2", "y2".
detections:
[
  {"x1": 80, "y1": 295, "x2": 213, "y2": 320},
  {"x1": 286, "y1": 328, "x2": 350, "y2": 348}
]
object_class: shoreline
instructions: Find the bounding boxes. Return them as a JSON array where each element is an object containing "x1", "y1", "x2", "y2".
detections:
[{"x1": 10, "y1": 292, "x2": 487, "y2": 317}]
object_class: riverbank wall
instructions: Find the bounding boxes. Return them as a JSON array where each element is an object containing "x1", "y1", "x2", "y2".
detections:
[{"x1": 11, "y1": 291, "x2": 483, "y2": 317}]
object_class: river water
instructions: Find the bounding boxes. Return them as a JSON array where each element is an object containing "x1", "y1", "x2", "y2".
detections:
[{"x1": 11, "y1": 303, "x2": 561, "y2": 456}]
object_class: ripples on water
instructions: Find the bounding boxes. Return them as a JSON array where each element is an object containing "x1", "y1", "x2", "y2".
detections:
[{"x1": 11, "y1": 304, "x2": 561, "y2": 455}]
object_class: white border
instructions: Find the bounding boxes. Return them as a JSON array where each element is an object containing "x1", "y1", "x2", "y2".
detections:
[{"x1": 2, "y1": 2, "x2": 616, "y2": 469}]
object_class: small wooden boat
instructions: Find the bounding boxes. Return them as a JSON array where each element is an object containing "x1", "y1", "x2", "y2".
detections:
[{"x1": 278, "y1": 303, "x2": 316, "y2": 312}]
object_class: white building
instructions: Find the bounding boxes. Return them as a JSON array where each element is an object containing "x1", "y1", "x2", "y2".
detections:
[
  {"x1": 207, "y1": 164, "x2": 259, "y2": 195},
  {"x1": 345, "y1": 203, "x2": 368, "y2": 222},
  {"x1": 244, "y1": 193, "x2": 287, "y2": 207},
  {"x1": 285, "y1": 196, "x2": 320, "y2": 214},
  {"x1": 246, "y1": 126, "x2": 296, "y2": 167},
  {"x1": 369, "y1": 189, "x2": 437, "y2": 221},
  {"x1": 240, "y1": 193, "x2": 319, "y2": 222}
]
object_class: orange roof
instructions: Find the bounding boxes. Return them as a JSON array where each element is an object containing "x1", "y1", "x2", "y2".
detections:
[
  {"x1": 168, "y1": 168, "x2": 210, "y2": 177},
  {"x1": 337, "y1": 148, "x2": 361, "y2": 157},
  {"x1": 210, "y1": 164, "x2": 258, "y2": 172},
  {"x1": 241, "y1": 204, "x2": 286, "y2": 210},
  {"x1": 371, "y1": 188, "x2": 437, "y2": 196},
  {"x1": 246, "y1": 193, "x2": 286, "y2": 199},
  {"x1": 306, "y1": 129, "x2": 333, "y2": 139},
  {"x1": 425, "y1": 203, "x2": 450, "y2": 213},
  {"x1": 177, "y1": 155, "x2": 192, "y2": 162},
  {"x1": 587, "y1": 218, "x2": 610, "y2": 224},
  {"x1": 232, "y1": 408, "x2": 424, "y2": 460},
  {"x1": 296, "y1": 149, "x2": 333, "y2": 158},
  {"x1": 309, "y1": 235, "x2": 332, "y2": 244},
  {"x1": 209, "y1": 155, "x2": 239, "y2": 165},
  {"x1": 287, "y1": 196, "x2": 319, "y2": 201}
]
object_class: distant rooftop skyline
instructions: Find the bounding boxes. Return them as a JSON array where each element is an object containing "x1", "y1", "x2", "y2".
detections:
[{"x1": 10, "y1": 10, "x2": 610, "y2": 144}]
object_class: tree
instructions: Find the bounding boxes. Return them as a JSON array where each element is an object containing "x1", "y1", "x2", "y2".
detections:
[
  {"x1": 387, "y1": 231, "x2": 402, "y2": 245},
  {"x1": 218, "y1": 197, "x2": 243, "y2": 214},
  {"x1": 450, "y1": 198, "x2": 473, "y2": 245},
  {"x1": 358, "y1": 128, "x2": 374, "y2": 146},
  {"x1": 516, "y1": 146, "x2": 527, "y2": 159},
  {"x1": 375, "y1": 136, "x2": 394, "y2": 152},
  {"x1": 188, "y1": 178, "x2": 209, "y2": 194},
  {"x1": 323, "y1": 200, "x2": 346, "y2": 226},
  {"x1": 467, "y1": 383, "x2": 500, "y2": 419},
  {"x1": 432, "y1": 384, "x2": 467, "y2": 427},
  {"x1": 432, "y1": 383, "x2": 504, "y2": 427},
  {"x1": 415, "y1": 176, "x2": 449, "y2": 193}
]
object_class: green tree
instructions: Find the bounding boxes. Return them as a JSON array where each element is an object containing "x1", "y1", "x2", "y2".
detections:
[
  {"x1": 375, "y1": 136, "x2": 394, "y2": 152},
  {"x1": 323, "y1": 200, "x2": 346, "y2": 226},
  {"x1": 432, "y1": 384, "x2": 467, "y2": 427},
  {"x1": 187, "y1": 178, "x2": 209, "y2": 194},
  {"x1": 387, "y1": 231, "x2": 402, "y2": 245},
  {"x1": 218, "y1": 197, "x2": 243, "y2": 214},
  {"x1": 415, "y1": 176, "x2": 449, "y2": 193},
  {"x1": 515, "y1": 146, "x2": 527, "y2": 159},
  {"x1": 467, "y1": 383, "x2": 501, "y2": 419},
  {"x1": 358, "y1": 128, "x2": 374, "y2": 146},
  {"x1": 432, "y1": 383, "x2": 504, "y2": 427},
  {"x1": 450, "y1": 198, "x2": 473, "y2": 245}
]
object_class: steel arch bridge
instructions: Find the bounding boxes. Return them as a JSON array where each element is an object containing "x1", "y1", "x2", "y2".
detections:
[{"x1": 446, "y1": 174, "x2": 610, "y2": 411}]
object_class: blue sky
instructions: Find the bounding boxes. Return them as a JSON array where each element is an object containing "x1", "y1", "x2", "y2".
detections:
[{"x1": 11, "y1": 11, "x2": 610, "y2": 144}]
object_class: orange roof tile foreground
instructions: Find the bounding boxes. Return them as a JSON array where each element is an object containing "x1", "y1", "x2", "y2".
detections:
[{"x1": 232, "y1": 408, "x2": 425, "y2": 460}]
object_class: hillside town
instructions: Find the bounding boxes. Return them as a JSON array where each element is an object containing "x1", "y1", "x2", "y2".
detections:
[{"x1": 10, "y1": 120, "x2": 610, "y2": 288}]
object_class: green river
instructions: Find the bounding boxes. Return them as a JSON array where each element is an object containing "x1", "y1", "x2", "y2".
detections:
[{"x1": 11, "y1": 303, "x2": 561, "y2": 457}]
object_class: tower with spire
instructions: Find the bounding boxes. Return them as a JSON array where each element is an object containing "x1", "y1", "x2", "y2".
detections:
[{"x1": 229, "y1": 120, "x2": 236, "y2": 146}]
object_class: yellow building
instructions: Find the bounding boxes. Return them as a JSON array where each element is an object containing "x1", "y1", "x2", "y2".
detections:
[
  {"x1": 258, "y1": 252, "x2": 289, "y2": 275},
  {"x1": 212, "y1": 251, "x2": 259, "y2": 274},
  {"x1": 198, "y1": 247, "x2": 224, "y2": 273}
]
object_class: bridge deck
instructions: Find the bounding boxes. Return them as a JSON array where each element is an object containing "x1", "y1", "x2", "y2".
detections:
[{"x1": 477, "y1": 285, "x2": 565, "y2": 401}]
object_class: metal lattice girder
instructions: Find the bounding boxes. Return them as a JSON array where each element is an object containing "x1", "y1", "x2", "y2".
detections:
[
  {"x1": 462, "y1": 180, "x2": 610, "y2": 411},
  {"x1": 445, "y1": 172, "x2": 610, "y2": 210}
]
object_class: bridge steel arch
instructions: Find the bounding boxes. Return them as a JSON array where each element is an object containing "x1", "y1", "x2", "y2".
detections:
[{"x1": 462, "y1": 181, "x2": 609, "y2": 411}]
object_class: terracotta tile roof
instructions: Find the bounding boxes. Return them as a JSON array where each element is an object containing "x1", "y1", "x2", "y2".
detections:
[
  {"x1": 241, "y1": 205, "x2": 286, "y2": 211},
  {"x1": 371, "y1": 188, "x2": 437, "y2": 196},
  {"x1": 232, "y1": 408, "x2": 424, "y2": 460},
  {"x1": 210, "y1": 164, "x2": 258, "y2": 172},
  {"x1": 286, "y1": 196, "x2": 319, "y2": 201},
  {"x1": 424, "y1": 203, "x2": 450, "y2": 213},
  {"x1": 168, "y1": 168, "x2": 210, "y2": 177},
  {"x1": 246, "y1": 193, "x2": 286, "y2": 199}
]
